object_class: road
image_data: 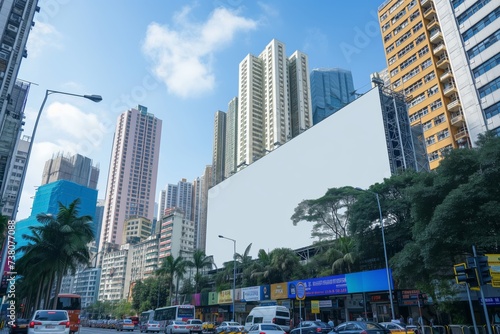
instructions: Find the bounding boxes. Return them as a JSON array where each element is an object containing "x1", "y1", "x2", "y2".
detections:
[{"x1": 79, "y1": 328, "x2": 153, "y2": 334}]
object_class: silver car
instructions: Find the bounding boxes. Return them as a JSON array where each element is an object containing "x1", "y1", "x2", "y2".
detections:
[
  {"x1": 28, "y1": 310, "x2": 70, "y2": 334},
  {"x1": 166, "y1": 320, "x2": 190, "y2": 334}
]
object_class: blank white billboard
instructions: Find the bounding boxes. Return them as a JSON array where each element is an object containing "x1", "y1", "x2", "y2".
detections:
[{"x1": 207, "y1": 88, "x2": 392, "y2": 266}]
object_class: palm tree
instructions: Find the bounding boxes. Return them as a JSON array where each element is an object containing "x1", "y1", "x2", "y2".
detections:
[
  {"x1": 18, "y1": 198, "x2": 94, "y2": 309},
  {"x1": 184, "y1": 249, "x2": 214, "y2": 293},
  {"x1": 235, "y1": 243, "x2": 254, "y2": 287},
  {"x1": 326, "y1": 237, "x2": 357, "y2": 274},
  {"x1": 156, "y1": 255, "x2": 187, "y2": 305}
]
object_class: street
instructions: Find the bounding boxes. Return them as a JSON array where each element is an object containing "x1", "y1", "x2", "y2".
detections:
[{"x1": 79, "y1": 328, "x2": 147, "y2": 334}]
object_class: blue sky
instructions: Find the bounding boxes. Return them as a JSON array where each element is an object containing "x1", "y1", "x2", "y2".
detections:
[{"x1": 16, "y1": 0, "x2": 387, "y2": 219}]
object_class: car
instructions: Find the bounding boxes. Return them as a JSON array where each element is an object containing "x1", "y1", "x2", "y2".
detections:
[
  {"x1": 117, "y1": 318, "x2": 135, "y2": 331},
  {"x1": 166, "y1": 320, "x2": 190, "y2": 334},
  {"x1": 202, "y1": 322, "x2": 216, "y2": 332},
  {"x1": 290, "y1": 321, "x2": 332, "y2": 334},
  {"x1": 187, "y1": 319, "x2": 203, "y2": 334},
  {"x1": 140, "y1": 320, "x2": 161, "y2": 333},
  {"x1": 28, "y1": 310, "x2": 70, "y2": 334},
  {"x1": 247, "y1": 323, "x2": 286, "y2": 334},
  {"x1": 217, "y1": 322, "x2": 245, "y2": 333},
  {"x1": 378, "y1": 322, "x2": 419, "y2": 334},
  {"x1": 331, "y1": 321, "x2": 391, "y2": 334},
  {"x1": 8, "y1": 318, "x2": 29, "y2": 334},
  {"x1": 216, "y1": 326, "x2": 245, "y2": 334}
]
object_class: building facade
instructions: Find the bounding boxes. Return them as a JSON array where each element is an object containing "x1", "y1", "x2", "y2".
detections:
[
  {"x1": 41, "y1": 152, "x2": 99, "y2": 188},
  {"x1": 310, "y1": 68, "x2": 356, "y2": 124},
  {"x1": 212, "y1": 110, "x2": 226, "y2": 186},
  {"x1": 122, "y1": 216, "x2": 153, "y2": 244},
  {"x1": 99, "y1": 105, "x2": 162, "y2": 249},
  {"x1": 237, "y1": 39, "x2": 313, "y2": 168},
  {"x1": 1, "y1": 134, "x2": 28, "y2": 219},
  {"x1": 224, "y1": 97, "x2": 238, "y2": 179},
  {"x1": 98, "y1": 244, "x2": 129, "y2": 302},
  {"x1": 433, "y1": 0, "x2": 500, "y2": 143},
  {"x1": 0, "y1": 0, "x2": 39, "y2": 202},
  {"x1": 158, "y1": 208, "x2": 195, "y2": 261},
  {"x1": 378, "y1": 0, "x2": 484, "y2": 169}
]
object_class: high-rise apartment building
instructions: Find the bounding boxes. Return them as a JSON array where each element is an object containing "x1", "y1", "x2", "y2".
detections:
[
  {"x1": 192, "y1": 165, "x2": 211, "y2": 251},
  {"x1": 433, "y1": 0, "x2": 500, "y2": 141},
  {"x1": 158, "y1": 178, "x2": 193, "y2": 221},
  {"x1": 41, "y1": 152, "x2": 99, "y2": 188},
  {"x1": 0, "y1": 0, "x2": 39, "y2": 201},
  {"x1": 237, "y1": 39, "x2": 312, "y2": 167},
  {"x1": 378, "y1": 0, "x2": 499, "y2": 169},
  {"x1": 158, "y1": 208, "x2": 195, "y2": 260},
  {"x1": 122, "y1": 216, "x2": 152, "y2": 244},
  {"x1": 224, "y1": 97, "x2": 238, "y2": 179},
  {"x1": 212, "y1": 110, "x2": 226, "y2": 186},
  {"x1": 99, "y1": 105, "x2": 162, "y2": 249},
  {"x1": 1, "y1": 134, "x2": 28, "y2": 219},
  {"x1": 310, "y1": 68, "x2": 356, "y2": 124}
]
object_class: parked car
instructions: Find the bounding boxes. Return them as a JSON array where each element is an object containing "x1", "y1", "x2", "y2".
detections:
[
  {"x1": 331, "y1": 321, "x2": 391, "y2": 334},
  {"x1": 117, "y1": 318, "x2": 135, "y2": 331},
  {"x1": 379, "y1": 322, "x2": 419, "y2": 334},
  {"x1": 28, "y1": 310, "x2": 70, "y2": 334},
  {"x1": 290, "y1": 321, "x2": 332, "y2": 334},
  {"x1": 202, "y1": 322, "x2": 216, "y2": 332},
  {"x1": 8, "y1": 318, "x2": 29, "y2": 334},
  {"x1": 187, "y1": 319, "x2": 203, "y2": 334},
  {"x1": 166, "y1": 320, "x2": 190, "y2": 334},
  {"x1": 140, "y1": 320, "x2": 161, "y2": 333},
  {"x1": 247, "y1": 323, "x2": 286, "y2": 334}
]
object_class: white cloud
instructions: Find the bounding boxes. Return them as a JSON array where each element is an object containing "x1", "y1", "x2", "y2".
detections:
[
  {"x1": 26, "y1": 21, "x2": 62, "y2": 58},
  {"x1": 142, "y1": 6, "x2": 257, "y2": 98}
]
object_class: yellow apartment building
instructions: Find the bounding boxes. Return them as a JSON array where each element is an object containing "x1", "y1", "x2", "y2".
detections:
[{"x1": 378, "y1": 0, "x2": 471, "y2": 170}]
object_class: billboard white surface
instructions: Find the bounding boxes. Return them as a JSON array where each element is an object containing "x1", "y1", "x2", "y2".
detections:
[{"x1": 207, "y1": 88, "x2": 392, "y2": 266}]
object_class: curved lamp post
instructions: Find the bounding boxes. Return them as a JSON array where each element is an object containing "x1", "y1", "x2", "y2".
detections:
[
  {"x1": 218, "y1": 235, "x2": 236, "y2": 322},
  {"x1": 356, "y1": 187, "x2": 395, "y2": 320},
  {"x1": 16, "y1": 89, "x2": 102, "y2": 217}
]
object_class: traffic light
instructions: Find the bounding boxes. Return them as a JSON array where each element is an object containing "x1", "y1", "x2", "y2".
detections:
[
  {"x1": 476, "y1": 256, "x2": 492, "y2": 285},
  {"x1": 454, "y1": 263, "x2": 478, "y2": 287}
]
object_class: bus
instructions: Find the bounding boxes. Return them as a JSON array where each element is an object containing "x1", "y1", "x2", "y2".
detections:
[
  {"x1": 154, "y1": 305, "x2": 195, "y2": 331},
  {"x1": 140, "y1": 310, "x2": 155, "y2": 330},
  {"x1": 127, "y1": 316, "x2": 139, "y2": 328},
  {"x1": 52, "y1": 293, "x2": 81, "y2": 334}
]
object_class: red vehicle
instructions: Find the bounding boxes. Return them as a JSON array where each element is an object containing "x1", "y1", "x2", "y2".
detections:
[
  {"x1": 52, "y1": 293, "x2": 81, "y2": 333},
  {"x1": 128, "y1": 316, "x2": 139, "y2": 328}
]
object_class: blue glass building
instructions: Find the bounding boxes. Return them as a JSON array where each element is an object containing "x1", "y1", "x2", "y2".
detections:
[
  {"x1": 310, "y1": 68, "x2": 356, "y2": 124},
  {"x1": 15, "y1": 180, "x2": 98, "y2": 256}
]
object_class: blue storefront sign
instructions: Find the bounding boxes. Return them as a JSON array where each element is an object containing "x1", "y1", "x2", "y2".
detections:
[
  {"x1": 287, "y1": 269, "x2": 392, "y2": 298},
  {"x1": 480, "y1": 297, "x2": 500, "y2": 306}
]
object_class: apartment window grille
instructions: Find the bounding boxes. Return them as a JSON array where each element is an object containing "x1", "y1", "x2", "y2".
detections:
[
  {"x1": 434, "y1": 113, "x2": 446, "y2": 125},
  {"x1": 426, "y1": 135, "x2": 436, "y2": 146},
  {"x1": 428, "y1": 85, "x2": 439, "y2": 97},
  {"x1": 429, "y1": 150, "x2": 439, "y2": 162},
  {"x1": 423, "y1": 120, "x2": 433, "y2": 131},
  {"x1": 396, "y1": 31, "x2": 412, "y2": 46},
  {"x1": 412, "y1": 21, "x2": 423, "y2": 33},
  {"x1": 403, "y1": 66, "x2": 420, "y2": 82},
  {"x1": 418, "y1": 45, "x2": 430, "y2": 57},
  {"x1": 436, "y1": 129, "x2": 450, "y2": 141},
  {"x1": 397, "y1": 42, "x2": 415, "y2": 58},
  {"x1": 409, "y1": 106, "x2": 429, "y2": 122},
  {"x1": 430, "y1": 99, "x2": 443, "y2": 111},
  {"x1": 410, "y1": 10, "x2": 420, "y2": 21},
  {"x1": 415, "y1": 33, "x2": 427, "y2": 45},
  {"x1": 408, "y1": 92, "x2": 426, "y2": 108},
  {"x1": 424, "y1": 71, "x2": 436, "y2": 83},
  {"x1": 401, "y1": 54, "x2": 418, "y2": 70}
]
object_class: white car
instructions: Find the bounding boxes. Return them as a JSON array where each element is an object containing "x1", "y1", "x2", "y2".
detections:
[
  {"x1": 247, "y1": 323, "x2": 286, "y2": 334},
  {"x1": 166, "y1": 320, "x2": 190, "y2": 334},
  {"x1": 28, "y1": 310, "x2": 70, "y2": 334}
]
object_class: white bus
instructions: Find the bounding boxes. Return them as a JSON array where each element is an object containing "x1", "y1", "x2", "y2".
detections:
[
  {"x1": 140, "y1": 310, "x2": 155, "y2": 326},
  {"x1": 154, "y1": 305, "x2": 196, "y2": 331}
]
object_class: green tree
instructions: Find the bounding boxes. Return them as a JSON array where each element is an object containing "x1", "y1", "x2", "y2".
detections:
[
  {"x1": 156, "y1": 255, "x2": 187, "y2": 306},
  {"x1": 18, "y1": 198, "x2": 94, "y2": 309},
  {"x1": 184, "y1": 249, "x2": 214, "y2": 293},
  {"x1": 291, "y1": 186, "x2": 360, "y2": 240}
]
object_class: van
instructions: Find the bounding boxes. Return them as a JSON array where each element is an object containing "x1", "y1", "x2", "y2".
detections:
[{"x1": 244, "y1": 305, "x2": 290, "y2": 332}]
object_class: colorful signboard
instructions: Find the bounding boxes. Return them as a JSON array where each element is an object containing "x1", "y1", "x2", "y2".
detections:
[
  {"x1": 241, "y1": 286, "x2": 260, "y2": 301},
  {"x1": 208, "y1": 292, "x2": 218, "y2": 305},
  {"x1": 271, "y1": 283, "x2": 289, "y2": 300},
  {"x1": 218, "y1": 290, "x2": 233, "y2": 304},
  {"x1": 486, "y1": 254, "x2": 500, "y2": 287},
  {"x1": 261, "y1": 285, "x2": 270, "y2": 300},
  {"x1": 288, "y1": 269, "x2": 391, "y2": 298}
]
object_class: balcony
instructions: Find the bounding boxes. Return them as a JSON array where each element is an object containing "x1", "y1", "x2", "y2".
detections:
[
  {"x1": 436, "y1": 55, "x2": 450, "y2": 69},
  {"x1": 451, "y1": 112, "x2": 465, "y2": 127},
  {"x1": 430, "y1": 29, "x2": 443, "y2": 42},
  {"x1": 443, "y1": 83, "x2": 457, "y2": 96},
  {"x1": 421, "y1": 0, "x2": 432, "y2": 7},
  {"x1": 440, "y1": 68, "x2": 453, "y2": 81},
  {"x1": 454, "y1": 128, "x2": 469, "y2": 141},
  {"x1": 433, "y1": 42, "x2": 446, "y2": 56},
  {"x1": 447, "y1": 98, "x2": 462, "y2": 112},
  {"x1": 424, "y1": 6, "x2": 436, "y2": 19},
  {"x1": 427, "y1": 18, "x2": 440, "y2": 30}
]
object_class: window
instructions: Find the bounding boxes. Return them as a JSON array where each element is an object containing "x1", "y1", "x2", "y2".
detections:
[
  {"x1": 429, "y1": 150, "x2": 439, "y2": 162},
  {"x1": 423, "y1": 120, "x2": 433, "y2": 131},
  {"x1": 427, "y1": 85, "x2": 439, "y2": 97},
  {"x1": 467, "y1": 29, "x2": 500, "y2": 59},
  {"x1": 485, "y1": 101, "x2": 500, "y2": 119},
  {"x1": 473, "y1": 53, "x2": 500, "y2": 78},
  {"x1": 457, "y1": 0, "x2": 491, "y2": 25},
  {"x1": 400, "y1": 54, "x2": 417, "y2": 70},
  {"x1": 437, "y1": 129, "x2": 450, "y2": 141},
  {"x1": 462, "y1": 7, "x2": 500, "y2": 42},
  {"x1": 430, "y1": 99, "x2": 443, "y2": 111},
  {"x1": 434, "y1": 113, "x2": 446, "y2": 125},
  {"x1": 478, "y1": 76, "x2": 500, "y2": 98}
]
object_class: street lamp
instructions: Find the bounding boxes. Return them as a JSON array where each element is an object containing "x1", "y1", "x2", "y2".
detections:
[
  {"x1": 356, "y1": 188, "x2": 395, "y2": 320},
  {"x1": 218, "y1": 235, "x2": 236, "y2": 322},
  {"x1": 15, "y1": 89, "x2": 102, "y2": 218}
]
